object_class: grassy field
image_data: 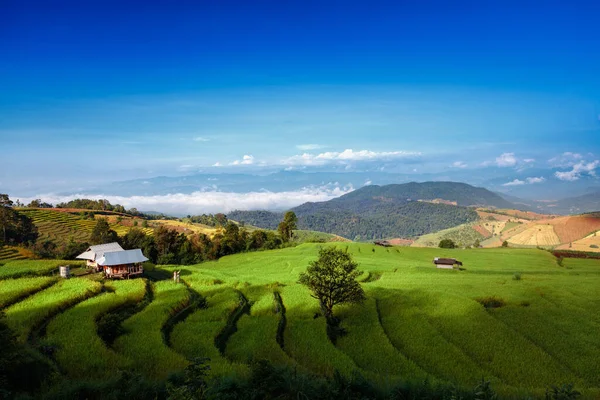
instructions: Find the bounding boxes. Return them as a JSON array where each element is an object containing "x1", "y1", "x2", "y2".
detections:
[
  {"x1": 412, "y1": 222, "x2": 485, "y2": 247},
  {"x1": 1, "y1": 243, "x2": 599, "y2": 397}
]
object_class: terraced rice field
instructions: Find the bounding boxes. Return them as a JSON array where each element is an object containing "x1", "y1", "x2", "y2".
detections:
[
  {"x1": 1, "y1": 244, "x2": 600, "y2": 398},
  {"x1": 0, "y1": 246, "x2": 33, "y2": 261},
  {"x1": 18, "y1": 209, "x2": 153, "y2": 244},
  {"x1": 506, "y1": 224, "x2": 560, "y2": 247}
]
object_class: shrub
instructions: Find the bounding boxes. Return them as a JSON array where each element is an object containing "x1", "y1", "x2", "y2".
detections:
[
  {"x1": 475, "y1": 296, "x2": 505, "y2": 309},
  {"x1": 545, "y1": 383, "x2": 581, "y2": 400},
  {"x1": 501, "y1": 240, "x2": 509, "y2": 248},
  {"x1": 590, "y1": 244, "x2": 599, "y2": 249},
  {"x1": 513, "y1": 272, "x2": 522, "y2": 281},
  {"x1": 439, "y1": 239, "x2": 456, "y2": 249}
]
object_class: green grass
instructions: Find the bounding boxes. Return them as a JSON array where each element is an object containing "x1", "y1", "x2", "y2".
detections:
[
  {"x1": 170, "y1": 284, "x2": 249, "y2": 378},
  {"x1": 0, "y1": 276, "x2": 57, "y2": 308},
  {"x1": 45, "y1": 279, "x2": 147, "y2": 380},
  {"x1": 225, "y1": 288, "x2": 298, "y2": 369},
  {"x1": 413, "y1": 222, "x2": 485, "y2": 247},
  {"x1": 1, "y1": 244, "x2": 599, "y2": 397},
  {"x1": 113, "y1": 280, "x2": 191, "y2": 380},
  {"x1": 0, "y1": 259, "x2": 85, "y2": 279},
  {"x1": 3, "y1": 277, "x2": 102, "y2": 342}
]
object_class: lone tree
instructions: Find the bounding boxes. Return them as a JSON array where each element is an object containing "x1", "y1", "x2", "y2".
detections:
[
  {"x1": 439, "y1": 238, "x2": 456, "y2": 249},
  {"x1": 278, "y1": 211, "x2": 298, "y2": 242},
  {"x1": 298, "y1": 247, "x2": 366, "y2": 320},
  {"x1": 89, "y1": 218, "x2": 118, "y2": 245}
]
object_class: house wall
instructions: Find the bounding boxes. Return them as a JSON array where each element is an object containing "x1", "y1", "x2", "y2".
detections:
[{"x1": 436, "y1": 264, "x2": 455, "y2": 269}]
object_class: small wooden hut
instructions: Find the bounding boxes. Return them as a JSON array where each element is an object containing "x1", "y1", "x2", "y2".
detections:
[
  {"x1": 96, "y1": 249, "x2": 148, "y2": 279},
  {"x1": 433, "y1": 257, "x2": 463, "y2": 269},
  {"x1": 76, "y1": 243, "x2": 148, "y2": 278}
]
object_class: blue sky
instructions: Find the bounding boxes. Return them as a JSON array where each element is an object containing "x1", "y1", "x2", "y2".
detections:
[{"x1": 1, "y1": 1, "x2": 599, "y2": 211}]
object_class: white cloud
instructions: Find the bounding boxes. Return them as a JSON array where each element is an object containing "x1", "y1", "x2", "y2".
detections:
[
  {"x1": 193, "y1": 137, "x2": 210, "y2": 142},
  {"x1": 23, "y1": 185, "x2": 354, "y2": 215},
  {"x1": 555, "y1": 160, "x2": 599, "y2": 181},
  {"x1": 177, "y1": 164, "x2": 194, "y2": 172},
  {"x1": 503, "y1": 179, "x2": 525, "y2": 186},
  {"x1": 523, "y1": 158, "x2": 535, "y2": 163},
  {"x1": 502, "y1": 176, "x2": 546, "y2": 186},
  {"x1": 526, "y1": 176, "x2": 545, "y2": 184},
  {"x1": 296, "y1": 144, "x2": 325, "y2": 151},
  {"x1": 495, "y1": 153, "x2": 517, "y2": 167},
  {"x1": 451, "y1": 161, "x2": 467, "y2": 168},
  {"x1": 364, "y1": 180, "x2": 372, "y2": 186},
  {"x1": 282, "y1": 149, "x2": 421, "y2": 166},
  {"x1": 230, "y1": 155, "x2": 254, "y2": 166},
  {"x1": 212, "y1": 162, "x2": 222, "y2": 167},
  {"x1": 548, "y1": 152, "x2": 583, "y2": 167}
]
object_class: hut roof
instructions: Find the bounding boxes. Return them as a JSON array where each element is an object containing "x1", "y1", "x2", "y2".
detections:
[
  {"x1": 96, "y1": 249, "x2": 148, "y2": 266},
  {"x1": 433, "y1": 257, "x2": 461, "y2": 265},
  {"x1": 76, "y1": 242, "x2": 124, "y2": 261}
]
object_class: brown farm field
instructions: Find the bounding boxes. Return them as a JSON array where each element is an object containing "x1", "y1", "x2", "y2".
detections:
[{"x1": 542, "y1": 215, "x2": 600, "y2": 244}]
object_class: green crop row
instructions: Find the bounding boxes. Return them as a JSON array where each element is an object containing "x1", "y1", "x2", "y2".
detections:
[
  {"x1": 45, "y1": 279, "x2": 147, "y2": 380},
  {"x1": 0, "y1": 277, "x2": 57, "y2": 308},
  {"x1": 113, "y1": 280, "x2": 191, "y2": 381},
  {"x1": 0, "y1": 259, "x2": 85, "y2": 279},
  {"x1": 4, "y1": 277, "x2": 102, "y2": 342}
]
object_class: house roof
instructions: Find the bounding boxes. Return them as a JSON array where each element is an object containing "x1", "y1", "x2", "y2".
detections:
[
  {"x1": 96, "y1": 249, "x2": 148, "y2": 266},
  {"x1": 76, "y1": 242, "x2": 124, "y2": 261},
  {"x1": 433, "y1": 257, "x2": 461, "y2": 264}
]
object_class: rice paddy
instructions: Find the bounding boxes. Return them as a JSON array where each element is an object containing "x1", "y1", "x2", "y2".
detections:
[{"x1": 1, "y1": 243, "x2": 599, "y2": 398}]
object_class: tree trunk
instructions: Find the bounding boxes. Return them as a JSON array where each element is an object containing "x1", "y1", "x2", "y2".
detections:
[{"x1": 319, "y1": 300, "x2": 333, "y2": 320}]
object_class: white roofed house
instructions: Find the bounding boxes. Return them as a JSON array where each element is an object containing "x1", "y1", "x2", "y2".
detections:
[
  {"x1": 76, "y1": 242, "x2": 124, "y2": 271},
  {"x1": 76, "y1": 242, "x2": 148, "y2": 279}
]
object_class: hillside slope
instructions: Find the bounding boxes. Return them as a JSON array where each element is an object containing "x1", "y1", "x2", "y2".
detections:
[{"x1": 230, "y1": 182, "x2": 507, "y2": 240}]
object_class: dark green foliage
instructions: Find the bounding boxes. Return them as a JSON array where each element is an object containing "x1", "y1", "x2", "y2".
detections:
[
  {"x1": 513, "y1": 272, "x2": 522, "y2": 281},
  {"x1": 299, "y1": 247, "x2": 366, "y2": 320},
  {"x1": 277, "y1": 211, "x2": 298, "y2": 242},
  {"x1": 0, "y1": 194, "x2": 39, "y2": 246},
  {"x1": 58, "y1": 237, "x2": 89, "y2": 259},
  {"x1": 230, "y1": 185, "x2": 481, "y2": 240},
  {"x1": 166, "y1": 358, "x2": 210, "y2": 400},
  {"x1": 502, "y1": 240, "x2": 509, "y2": 247},
  {"x1": 90, "y1": 218, "x2": 118, "y2": 245},
  {"x1": 439, "y1": 238, "x2": 456, "y2": 249},
  {"x1": 0, "y1": 312, "x2": 54, "y2": 396},
  {"x1": 27, "y1": 199, "x2": 54, "y2": 208},
  {"x1": 476, "y1": 296, "x2": 506, "y2": 309},
  {"x1": 32, "y1": 239, "x2": 58, "y2": 258},
  {"x1": 188, "y1": 213, "x2": 228, "y2": 227},
  {"x1": 545, "y1": 383, "x2": 581, "y2": 400},
  {"x1": 473, "y1": 378, "x2": 498, "y2": 400}
]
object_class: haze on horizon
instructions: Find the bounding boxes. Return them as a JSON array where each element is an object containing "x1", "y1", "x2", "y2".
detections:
[{"x1": 1, "y1": 1, "x2": 599, "y2": 214}]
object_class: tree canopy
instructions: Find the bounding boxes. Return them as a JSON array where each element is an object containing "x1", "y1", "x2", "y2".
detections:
[
  {"x1": 89, "y1": 218, "x2": 118, "y2": 245},
  {"x1": 277, "y1": 211, "x2": 297, "y2": 242},
  {"x1": 439, "y1": 238, "x2": 456, "y2": 249},
  {"x1": 298, "y1": 247, "x2": 365, "y2": 320},
  {"x1": 0, "y1": 194, "x2": 38, "y2": 246}
]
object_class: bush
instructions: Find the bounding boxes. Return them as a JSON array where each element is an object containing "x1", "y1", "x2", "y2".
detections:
[
  {"x1": 475, "y1": 296, "x2": 505, "y2": 309},
  {"x1": 545, "y1": 383, "x2": 581, "y2": 400},
  {"x1": 513, "y1": 272, "x2": 521, "y2": 281},
  {"x1": 439, "y1": 239, "x2": 456, "y2": 249},
  {"x1": 501, "y1": 240, "x2": 509, "y2": 248},
  {"x1": 590, "y1": 244, "x2": 599, "y2": 249}
]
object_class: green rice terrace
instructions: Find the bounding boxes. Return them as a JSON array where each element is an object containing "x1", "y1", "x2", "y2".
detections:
[
  {"x1": 1, "y1": 243, "x2": 599, "y2": 398},
  {"x1": 18, "y1": 209, "x2": 153, "y2": 245}
]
